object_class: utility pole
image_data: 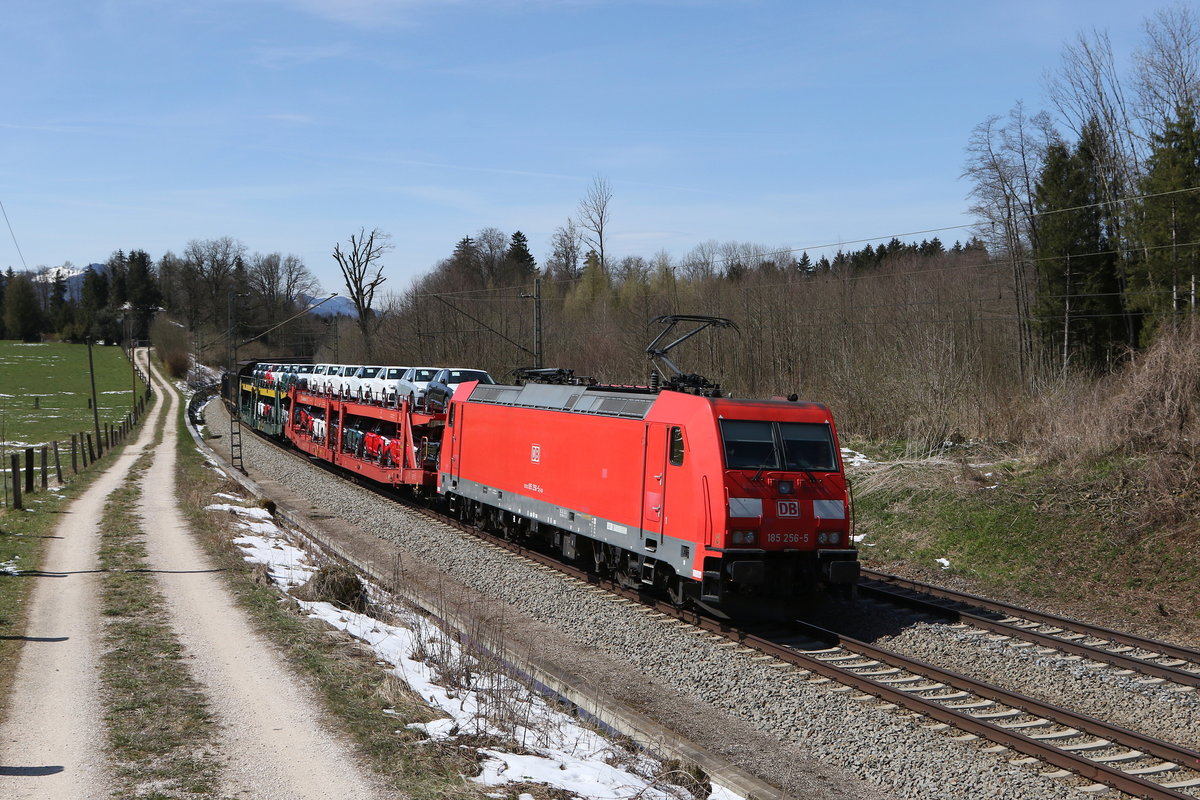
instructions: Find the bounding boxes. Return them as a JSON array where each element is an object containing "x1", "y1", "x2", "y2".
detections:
[
  {"x1": 532, "y1": 277, "x2": 543, "y2": 369},
  {"x1": 127, "y1": 313, "x2": 137, "y2": 411},
  {"x1": 228, "y1": 291, "x2": 244, "y2": 474},
  {"x1": 87, "y1": 338, "x2": 102, "y2": 457},
  {"x1": 521, "y1": 277, "x2": 543, "y2": 369}
]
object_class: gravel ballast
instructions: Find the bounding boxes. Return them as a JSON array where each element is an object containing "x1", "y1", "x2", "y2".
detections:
[{"x1": 204, "y1": 400, "x2": 1154, "y2": 800}]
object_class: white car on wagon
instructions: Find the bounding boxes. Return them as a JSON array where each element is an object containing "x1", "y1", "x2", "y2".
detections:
[{"x1": 395, "y1": 366, "x2": 440, "y2": 406}]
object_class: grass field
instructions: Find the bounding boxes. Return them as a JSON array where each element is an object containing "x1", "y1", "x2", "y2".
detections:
[{"x1": 0, "y1": 340, "x2": 146, "y2": 450}]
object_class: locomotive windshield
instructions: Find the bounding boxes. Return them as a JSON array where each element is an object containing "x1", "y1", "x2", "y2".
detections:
[{"x1": 720, "y1": 420, "x2": 838, "y2": 472}]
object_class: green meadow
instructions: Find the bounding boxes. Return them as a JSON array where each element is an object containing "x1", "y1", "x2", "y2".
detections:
[{"x1": 0, "y1": 341, "x2": 144, "y2": 449}]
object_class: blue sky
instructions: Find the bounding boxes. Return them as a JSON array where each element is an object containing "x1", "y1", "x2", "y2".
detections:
[{"x1": 1, "y1": 0, "x2": 1166, "y2": 295}]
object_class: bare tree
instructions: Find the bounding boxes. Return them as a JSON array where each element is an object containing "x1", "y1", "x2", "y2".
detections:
[
  {"x1": 333, "y1": 228, "x2": 392, "y2": 359},
  {"x1": 476, "y1": 226, "x2": 508, "y2": 287},
  {"x1": 1135, "y1": 4, "x2": 1200, "y2": 140},
  {"x1": 246, "y1": 252, "x2": 319, "y2": 337},
  {"x1": 962, "y1": 103, "x2": 1057, "y2": 382},
  {"x1": 182, "y1": 236, "x2": 246, "y2": 332},
  {"x1": 577, "y1": 175, "x2": 613, "y2": 271},
  {"x1": 545, "y1": 219, "x2": 583, "y2": 281},
  {"x1": 679, "y1": 240, "x2": 720, "y2": 280},
  {"x1": 1047, "y1": 29, "x2": 1142, "y2": 346}
]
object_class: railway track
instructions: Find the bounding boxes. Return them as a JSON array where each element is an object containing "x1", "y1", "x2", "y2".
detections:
[
  {"x1": 739, "y1": 619, "x2": 1200, "y2": 799},
  {"x1": 450, "y1": 519, "x2": 1200, "y2": 799},
  {"x1": 237, "y1": 416, "x2": 1200, "y2": 799},
  {"x1": 858, "y1": 569, "x2": 1200, "y2": 691}
]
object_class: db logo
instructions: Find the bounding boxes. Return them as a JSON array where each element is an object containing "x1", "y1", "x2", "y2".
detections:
[
  {"x1": 777, "y1": 500, "x2": 800, "y2": 518},
  {"x1": 530, "y1": 444, "x2": 541, "y2": 463}
]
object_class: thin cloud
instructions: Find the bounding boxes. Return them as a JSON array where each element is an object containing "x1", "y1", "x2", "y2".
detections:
[
  {"x1": 260, "y1": 112, "x2": 320, "y2": 125},
  {"x1": 249, "y1": 41, "x2": 356, "y2": 69}
]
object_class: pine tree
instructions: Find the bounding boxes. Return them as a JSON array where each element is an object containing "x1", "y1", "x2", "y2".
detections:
[
  {"x1": 0, "y1": 269, "x2": 7, "y2": 338},
  {"x1": 3, "y1": 274, "x2": 43, "y2": 341},
  {"x1": 1131, "y1": 106, "x2": 1200, "y2": 341},
  {"x1": 503, "y1": 231, "x2": 537, "y2": 284},
  {"x1": 125, "y1": 249, "x2": 161, "y2": 339},
  {"x1": 1032, "y1": 121, "x2": 1123, "y2": 372},
  {"x1": 448, "y1": 236, "x2": 484, "y2": 288}
]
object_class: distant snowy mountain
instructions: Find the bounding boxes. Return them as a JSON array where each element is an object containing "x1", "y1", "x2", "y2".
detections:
[
  {"x1": 30, "y1": 262, "x2": 100, "y2": 302},
  {"x1": 299, "y1": 293, "x2": 357, "y2": 317},
  {"x1": 33, "y1": 264, "x2": 90, "y2": 284}
]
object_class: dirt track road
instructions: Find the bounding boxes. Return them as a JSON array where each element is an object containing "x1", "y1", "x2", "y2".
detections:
[{"x1": 0, "y1": 351, "x2": 391, "y2": 799}]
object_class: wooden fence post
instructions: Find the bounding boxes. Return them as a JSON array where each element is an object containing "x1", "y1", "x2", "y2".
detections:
[
  {"x1": 24, "y1": 448, "x2": 34, "y2": 494},
  {"x1": 53, "y1": 441, "x2": 63, "y2": 484},
  {"x1": 10, "y1": 455, "x2": 20, "y2": 510},
  {"x1": 40, "y1": 446, "x2": 47, "y2": 491},
  {"x1": 87, "y1": 433, "x2": 95, "y2": 464}
]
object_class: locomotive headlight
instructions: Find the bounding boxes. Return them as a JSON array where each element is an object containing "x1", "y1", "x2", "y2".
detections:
[
  {"x1": 729, "y1": 530, "x2": 756, "y2": 545},
  {"x1": 817, "y1": 532, "x2": 829, "y2": 545},
  {"x1": 777, "y1": 480, "x2": 795, "y2": 495}
]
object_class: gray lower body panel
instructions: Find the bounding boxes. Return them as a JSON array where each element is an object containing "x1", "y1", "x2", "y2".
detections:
[{"x1": 441, "y1": 473, "x2": 696, "y2": 578}]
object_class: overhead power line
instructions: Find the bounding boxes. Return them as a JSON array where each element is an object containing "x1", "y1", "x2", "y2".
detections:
[{"x1": 0, "y1": 198, "x2": 27, "y2": 270}]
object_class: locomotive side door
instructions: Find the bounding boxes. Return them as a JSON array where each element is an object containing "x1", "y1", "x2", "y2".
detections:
[
  {"x1": 447, "y1": 402, "x2": 463, "y2": 483},
  {"x1": 641, "y1": 423, "x2": 670, "y2": 543}
]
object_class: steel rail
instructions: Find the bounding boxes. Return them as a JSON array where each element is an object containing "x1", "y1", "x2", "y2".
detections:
[
  {"x1": 860, "y1": 569, "x2": 1200, "y2": 686},
  {"x1": 738, "y1": 619, "x2": 1200, "y2": 800}
]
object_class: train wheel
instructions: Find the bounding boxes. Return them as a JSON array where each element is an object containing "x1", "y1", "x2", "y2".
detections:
[
  {"x1": 667, "y1": 576, "x2": 685, "y2": 607},
  {"x1": 591, "y1": 545, "x2": 608, "y2": 577}
]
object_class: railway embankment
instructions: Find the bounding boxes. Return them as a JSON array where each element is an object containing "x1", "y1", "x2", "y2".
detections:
[
  {"x1": 200, "y1": 397, "x2": 1160, "y2": 800},
  {"x1": 845, "y1": 446, "x2": 1200, "y2": 653}
]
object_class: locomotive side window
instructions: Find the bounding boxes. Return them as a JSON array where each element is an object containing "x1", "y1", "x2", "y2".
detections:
[
  {"x1": 720, "y1": 420, "x2": 777, "y2": 469},
  {"x1": 721, "y1": 420, "x2": 839, "y2": 472},
  {"x1": 669, "y1": 426, "x2": 685, "y2": 466},
  {"x1": 779, "y1": 422, "x2": 837, "y2": 471}
]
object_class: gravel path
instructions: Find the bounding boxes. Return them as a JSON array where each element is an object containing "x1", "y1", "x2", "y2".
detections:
[
  {"x1": 0, "y1": 354, "x2": 395, "y2": 800},
  {"x1": 142, "y1": 358, "x2": 393, "y2": 799},
  {"x1": 207, "y1": 398, "x2": 1123, "y2": 800},
  {"x1": 0, "y1": 355, "x2": 165, "y2": 800}
]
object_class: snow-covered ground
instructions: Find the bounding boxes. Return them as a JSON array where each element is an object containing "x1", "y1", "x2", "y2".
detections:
[
  {"x1": 840, "y1": 447, "x2": 870, "y2": 467},
  {"x1": 205, "y1": 497, "x2": 742, "y2": 800}
]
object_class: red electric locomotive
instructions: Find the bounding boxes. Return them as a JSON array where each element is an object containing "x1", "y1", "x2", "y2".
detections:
[{"x1": 439, "y1": 317, "x2": 858, "y2": 612}]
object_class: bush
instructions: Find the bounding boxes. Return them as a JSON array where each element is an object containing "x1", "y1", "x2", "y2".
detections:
[
  {"x1": 293, "y1": 564, "x2": 368, "y2": 612},
  {"x1": 149, "y1": 314, "x2": 190, "y2": 378}
]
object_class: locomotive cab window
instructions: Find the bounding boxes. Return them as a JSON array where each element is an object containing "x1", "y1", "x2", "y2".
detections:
[
  {"x1": 669, "y1": 426, "x2": 685, "y2": 466},
  {"x1": 779, "y1": 422, "x2": 837, "y2": 471},
  {"x1": 721, "y1": 420, "x2": 838, "y2": 472}
]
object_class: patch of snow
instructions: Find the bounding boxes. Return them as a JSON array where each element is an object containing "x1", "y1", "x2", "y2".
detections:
[
  {"x1": 840, "y1": 448, "x2": 870, "y2": 467},
  {"x1": 0, "y1": 556, "x2": 20, "y2": 575},
  {"x1": 204, "y1": 503, "x2": 273, "y2": 520},
  {"x1": 215, "y1": 501, "x2": 743, "y2": 800},
  {"x1": 935, "y1": 557, "x2": 951, "y2": 569}
]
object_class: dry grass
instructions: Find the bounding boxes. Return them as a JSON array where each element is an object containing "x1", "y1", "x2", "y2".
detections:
[
  {"x1": 1026, "y1": 320, "x2": 1200, "y2": 529},
  {"x1": 292, "y1": 564, "x2": 368, "y2": 612},
  {"x1": 150, "y1": 315, "x2": 191, "y2": 379}
]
